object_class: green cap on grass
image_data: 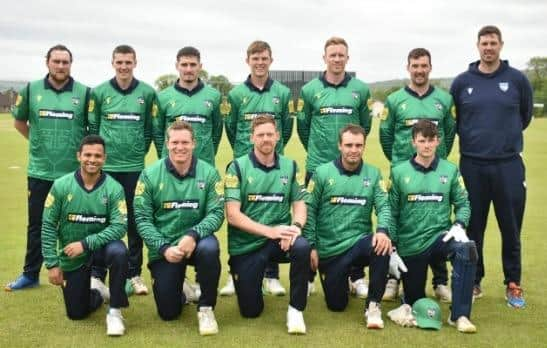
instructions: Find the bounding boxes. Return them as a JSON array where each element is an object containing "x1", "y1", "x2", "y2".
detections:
[{"x1": 412, "y1": 298, "x2": 442, "y2": 330}]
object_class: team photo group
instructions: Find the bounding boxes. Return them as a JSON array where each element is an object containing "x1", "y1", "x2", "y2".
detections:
[{"x1": 5, "y1": 24, "x2": 533, "y2": 337}]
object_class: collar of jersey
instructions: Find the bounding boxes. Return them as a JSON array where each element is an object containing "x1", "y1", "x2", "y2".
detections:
[
  {"x1": 468, "y1": 59, "x2": 509, "y2": 77},
  {"x1": 319, "y1": 72, "x2": 351, "y2": 88},
  {"x1": 410, "y1": 154, "x2": 439, "y2": 173},
  {"x1": 165, "y1": 156, "x2": 197, "y2": 179},
  {"x1": 404, "y1": 85, "x2": 435, "y2": 100},
  {"x1": 334, "y1": 157, "x2": 363, "y2": 176},
  {"x1": 174, "y1": 78, "x2": 205, "y2": 96},
  {"x1": 74, "y1": 169, "x2": 106, "y2": 193},
  {"x1": 249, "y1": 151, "x2": 280, "y2": 172},
  {"x1": 110, "y1": 77, "x2": 139, "y2": 95},
  {"x1": 244, "y1": 75, "x2": 274, "y2": 93},
  {"x1": 43, "y1": 75, "x2": 74, "y2": 93}
]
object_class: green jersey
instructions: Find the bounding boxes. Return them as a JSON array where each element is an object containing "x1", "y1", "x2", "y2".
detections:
[
  {"x1": 153, "y1": 80, "x2": 222, "y2": 165},
  {"x1": 304, "y1": 159, "x2": 391, "y2": 258},
  {"x1": 224, "y1": 152, "x2": 306, "y2": 256},
  {"x1": 12, "y1": 76, "x2": 90, "y2": 180},
  {"x1": 41, "y1": 171, "x2": 127, "y2": 271},
  {"x1": 224, "y1": 77, "x2": 293, "y2": 158},
  {"x1": 379, "y1": 86, "x2": 456, "y2": 167},
  {"x1": 89, "y1": 78, "x2": 156, "y2": 172},
  {"x1": 297, "y1": 73, "x2": 372, "y2": 174},
  {"x1": 389, "y1": 156, "x2": 470, "y2": 257},
  {"x1": 134, "y1": 157, "x2": 224, "y2": 262}
]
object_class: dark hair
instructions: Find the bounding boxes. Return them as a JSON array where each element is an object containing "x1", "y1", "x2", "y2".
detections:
[
  {"x1": 46, "y1": 44, "x2": 73, "y2": 62},
  {"x1": 176, "y1": 46, "x2": 201, "y2": 61},
  {"x1": 338, "y1": 124, "x2": 366, "y2": 144},
  {"x1": 167, "y1": 120, "x2": 194, "y2": 141},
  {"x1": 407, "y1": 48, "x2": 431, "y2": 65},
  {"x1": 79, "y1": 134, "x2": 105, "y2": 152},
  {"x1": 477, "y1": 25, "x2": 502, "y2": 42},
  {"x1": 246, "y1": 41, "x2": 272, "y2": 58},
  {"x1": 251, "y1": 114, "x2": 276, "y2": 133},
  {"x1": 412, "y1": 119, "x2": 439, "y2": 139},
  {"x1": 112, "y1": 45, "x2": 136, "y2": 59}
]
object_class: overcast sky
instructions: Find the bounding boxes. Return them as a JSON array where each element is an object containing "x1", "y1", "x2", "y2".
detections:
[{"x1": 1, "y1": 0, "x2": 545, "y2": 87}]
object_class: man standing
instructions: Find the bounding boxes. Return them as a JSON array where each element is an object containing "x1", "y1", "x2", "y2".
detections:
[
  {"x1": 388, "y1": 120, "x2": 477, "y2": 333},
  {"x1": 450, "y1": 25, "x2": 533, "y2": 308},
  {"x1": 41, "y1": 135, "x2": 129, "y2": 336},
  {"x1": 134, "y1": 121, "x2": 224, "y2": 335},
  {"x1": 89, "y1": 45, "x2": 156, "y2": 295},
  {"x1": 297, "y1": 37, "x2": 372, "y2": 296},
  {"x1": 7, "y1": 45, "x2": 90, "y2": 291},
  {"x1": 153, "y1": 46, "x2": 222, "y2": 166},
  {"x1": 222, "y1": 40, "x2": 293, "y2": 296},
  {"x1": 225, "y1": 116, "x2": 310, "y2": 334},
  {"x1": 304, "y1": 124, "x2": 391, "y2": 329},
  {"x1": 379, "y1": 48, "x2": 456, "y2": 302}
]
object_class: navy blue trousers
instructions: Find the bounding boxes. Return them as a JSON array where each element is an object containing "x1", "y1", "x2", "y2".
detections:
[
  {"x1": 460, "y1": 155, "x2": 526, "y2": 286},
  {"x1": 401, "y1": 235, "x2": 477, "y2": 321},
  {"x1": 61, "y1": 240, "x2": 129, "y2": 319},
  {"x1": 148, "y1": 235, "x2": 220, "y2": 320},
  {"x1": 229, "y1": 237, "x2": 310, "y2": 318},
  {"x1": 318, "y1": 235, "x2": 389, "y2": 311},
  {"x1": 93, "y1": 171, "x2": 142, "y2": 279}
]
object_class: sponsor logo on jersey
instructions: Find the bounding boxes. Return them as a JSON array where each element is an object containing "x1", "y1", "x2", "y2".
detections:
[
  {"x1": 162, "y1": 200, "x2": 200, "y2": 210},
  {"x1": 67, "y1": 214, "x2": 107, "y2": 224},
  {"x1": 407, "y1": 193, "x2": 444, "y2": 203},
  {"x1": 440, "y1": 175, "x2": 448, "y2": 184},
  {"x1": 243, "y1": 112, "x2": 275, "y2": 121},
  {"x1": 106, "y1": 113, "x2": 141, "y2": 121},
  {"x1": 38, "y1": 109, "x2": 74, "y2": 120},
  {"x1": 72, "y1": 97, "x2": 80, "y2": 105},
  {"x1": 499, "y1": 82, "x2": 509, "y2": 92},
  {"x1": 330, "y1": 195, "x2": 367, "y2": 206},
  {"x1": 280, "y1": 175, "x2": 289, "y2": 185},
  {"x1": 319, "y1": 106, "x2": 353, "y2": 115},
  {"x1": 404, "y1": 118, "x2": 439, "y2": 127},
  {"x1": 467, "y1": 87, "x2": 473, "y2": 95},
  {"x1": 272, "y1": 96, "x2": 280, "y2": 104},
  {"x1": 204, "y1": 100, "x2": 213, "y2": 109},
  {"x1": 137, "y1": 97, "x2": 145, "y2": 104},
  {"x1": 176, "y1": 114, "x2": 207, "y2": 124},
  {"x1": 247, "y1": 193, "x2": 284, "y2": 203}
]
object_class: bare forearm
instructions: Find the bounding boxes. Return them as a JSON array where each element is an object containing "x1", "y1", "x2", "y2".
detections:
[{"x1": 14, "y1": 120, "x2": 29, "y2": 139}]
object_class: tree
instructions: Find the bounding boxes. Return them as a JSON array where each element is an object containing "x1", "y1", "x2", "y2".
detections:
[
  {"x1": 154, "y1": 74, "x2": 177, "y2": 91},
  {"x1": 526, "y1": 56, "x2": 547, "y2": 117},
  {"x1": 208, "y1": 75, "x2": 233, "y2": 96}
]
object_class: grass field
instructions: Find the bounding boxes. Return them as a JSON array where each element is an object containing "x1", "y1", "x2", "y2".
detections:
[{"x1": 0, "y1": 113, "x2": 546, "y2": 347}]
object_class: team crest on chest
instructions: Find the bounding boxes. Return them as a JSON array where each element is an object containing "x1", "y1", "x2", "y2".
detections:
[
  {"x1": 439, "y1": 175, "x2": 448, "y2": 184},
  {"x1": 204, "y1": 100, "x2": 213, "y2": 109},
  {"x1": 434, "y1": 103, "x2": 443, "y2": 111},
  {"x1": 499, "y1": 82, "x2": 509, "y2": 92},
  {"x1": 400, "y1": 103, "x2": 407, "y2": 111},
  {"x1": 105, "y1": 97, "x2": 112, "y2": 104},
  {"x1": 363, "y1": 178, "x2": 371, "y2": 187},
  {"x1": 67, "y1": 194, "x2": 73, "y2": 202},
  {"x1": 404, "y1": 177, "x2": 410, "y2": 184},
  {"x1": 467, "y1": 87, "x2": 473, "y2": 95},
  {"x1": 197, "y1": 180, "x2": 206, "y2": 190},
  {"x1": 280, "y1": 175, "x2": 289, "y2": 185},
  {"x1": 72, "y1": 97, "x2": 80, "y2": 105},
  {"x1": 247, "y1": 176, "x2": 254, "y2": 184},
  {"x1": 272, "y1": 96, "x2": 280, "y2": 105},
  {"x1": 102, "y1": 196, "x2": 108, "y2": 205},
  {"x1": 37, "y1": 95, "x2": 42, "y2": 102},
  {"x1": 351, "y1": 91, "x2": 359, "y2": 100},
  {"x1": 137, "y1": 97, "x2": 145, "y2": 104}
]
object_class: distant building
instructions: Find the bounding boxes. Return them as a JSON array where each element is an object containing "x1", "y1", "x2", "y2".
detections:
[{"x1": 0, "y1": 89, "x2": 17, "y2": 113}]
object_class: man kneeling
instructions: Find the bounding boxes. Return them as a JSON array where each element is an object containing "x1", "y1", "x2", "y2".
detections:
[{"x1": 42, "y1": 135, "x2": 129, "y2": 336}]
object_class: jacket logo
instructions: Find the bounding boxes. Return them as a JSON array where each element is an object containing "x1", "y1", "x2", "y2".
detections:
[
  {"x1": 499, "y1": 82, "x2": 509, "y2": 92},
  {"x1": 467, "y1": 87, "x2": 473, "y2": 95}
]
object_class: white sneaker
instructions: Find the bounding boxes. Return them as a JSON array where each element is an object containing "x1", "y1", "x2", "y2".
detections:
[
  {"x1": 365, "y1": 301, "x2": 384, "y2": 329},
  {"x1": 91, "y1": 277, "x2": 110, "y2": 303},
  {"x1": 387, "y1": 304, "x2": 416, "y2": 327},
  {"x1": 130, "y1": 276, "x2": 149, "y2": 295},
  {"x1": 183, "y1": 278, "x2": 200, "y2": 304},
  {"x1": 307, "y1": 281, "x2": 316, "y2": 297},
  {"x1": 448, "y1": 316, "x2": 477, "y2": 333},
  {"x1": 350, "y1": 277, "x2": 369, "y2": 299},
  {"x1": 434, "y1": 284, "x2": 452, "y2": 303},
  {"x1": 382, "y1": 278, "x2": 399, "y2": 301},
  {"x1": 106, "y1": 308, "x2": 125, "y2": 336},
  {"x1": 263, "y1": 277, "x2": 286, "y2": 296},
  {"x1": 219, "y1": 275, "x2": 235, "y2": 296},
  {"x1": 287, "y1": 305, "x2": 306, "y2": 334},
  {"x1": 197, "y1": 306, "x2": 219, "y2": 336}
]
